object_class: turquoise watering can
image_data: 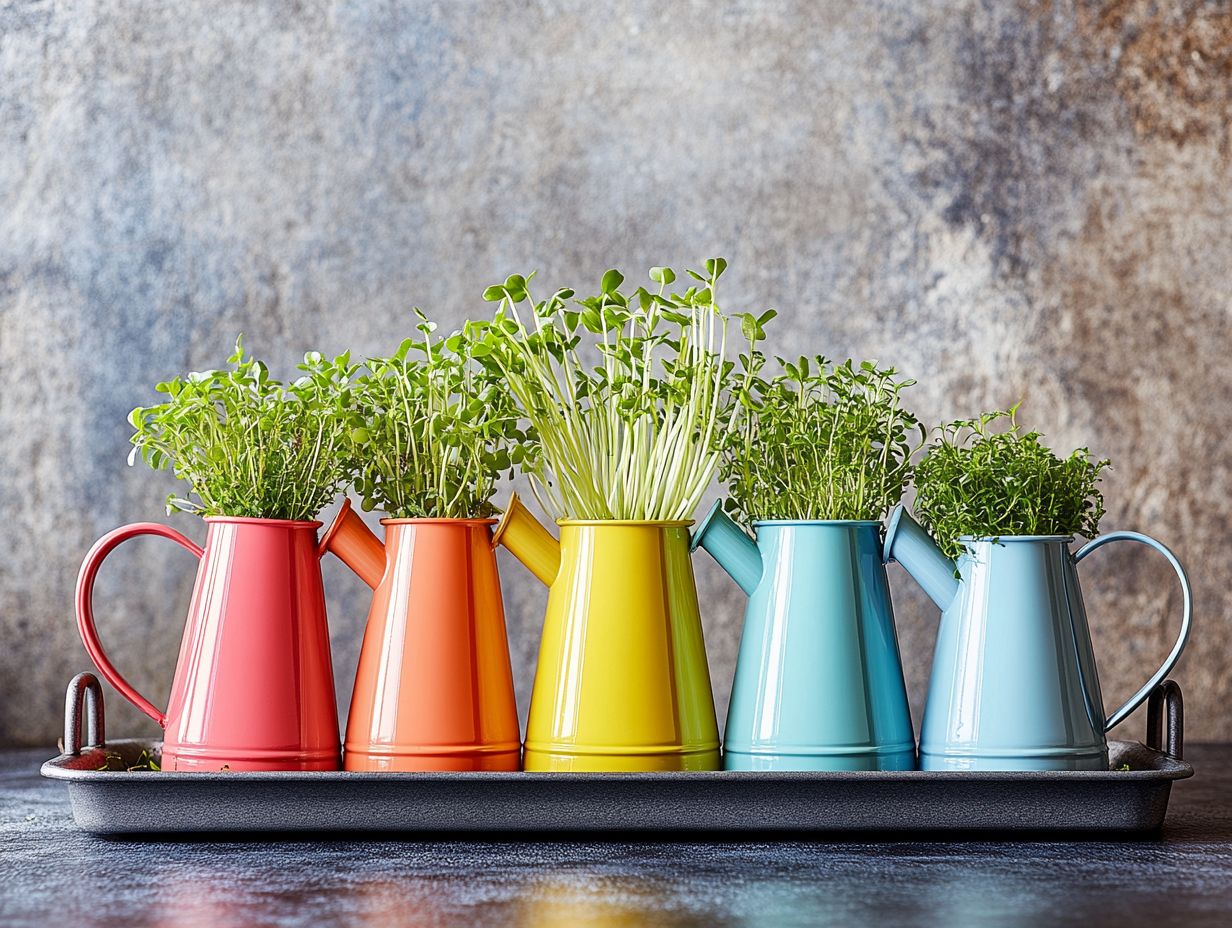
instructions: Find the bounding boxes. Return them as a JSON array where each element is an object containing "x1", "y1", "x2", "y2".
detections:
[
  {"x1": 883, "y1": 505, "x2": 1192, "y2": 771},
  {"x1": 692, "y1": 502, "x2": 916, "y2": 771}
]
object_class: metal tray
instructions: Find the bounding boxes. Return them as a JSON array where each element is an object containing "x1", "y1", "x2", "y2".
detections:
[{"x1": 42, "y1": 673, "x2": 1192, "y2": 836}]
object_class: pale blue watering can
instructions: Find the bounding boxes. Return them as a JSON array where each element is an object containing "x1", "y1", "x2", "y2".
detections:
[
  {"x1": 883, "y1": 505, "x2": 1192, "y2": 771},
  {"x1": 692, "y1": 502, "x2": 916, "y2": 771}
]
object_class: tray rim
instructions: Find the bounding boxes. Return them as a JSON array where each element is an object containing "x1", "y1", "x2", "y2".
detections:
[{"x1": 41, "y1": 736, "x2": 1194, "y2": 784}]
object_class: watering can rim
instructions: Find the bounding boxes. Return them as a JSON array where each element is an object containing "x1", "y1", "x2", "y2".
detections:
[
  {"x1": 203, "y1": 515, "x2": 323, "y2": 528},
  {"x1": 495, "y1": 492, "x2": 694, "y2": 532},
  {"x1": 378, "y1": 517, "x2": 499, "y2": 526},
  {"x1": 556, "y1": 518, "x2": 695, "y2": 527},
  {"x1": 956, "y1": 533, "x2": 1076, "y2": 543},
  {"x1": 692, "y1": 500, "x2": 885, "y2": 543},
  {"x1": 883, "y1": 505, "x2": 1077, "y2": 557},
  {"x1": 753, "y1": 518, "x2": 882, "y2": 527}
]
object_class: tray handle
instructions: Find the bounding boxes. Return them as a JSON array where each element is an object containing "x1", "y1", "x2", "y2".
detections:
[
  {"x1": 64, "y1": 672, "x2": 106, "y2": 755},
  {"x1": 1145, "y1": 679, "x2": 1183, "y2": 760}
]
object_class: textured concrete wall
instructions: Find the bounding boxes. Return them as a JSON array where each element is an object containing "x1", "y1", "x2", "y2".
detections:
[{"x1": 2, "y1": 0, "x2": 1229, "y2": 747}]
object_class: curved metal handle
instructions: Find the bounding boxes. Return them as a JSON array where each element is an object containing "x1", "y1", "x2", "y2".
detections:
[
  {"x1": 1075, "y1": 531, "x2": 1192, "y2": 732},
  {"x1": 1146, "y1": 680, "x2": 1184, "y2": 760},
  {"x1": 64, "y1": 672, "x2": 106, "y2": 755},
  {"x1": 75, "y1": 522, "x2": 203, "y2": 725}
]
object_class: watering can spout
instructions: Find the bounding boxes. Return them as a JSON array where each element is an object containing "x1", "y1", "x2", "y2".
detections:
[
  {"x1": 882, "y1": 505, "x2": 959, "y2": 611},
  {"x1": 319, "y1": 498, "x2": 386, "y2": 589},
  {"x1": 690, "y1": 501, "x2": 762, "y2": 596},
  {"x1": 493, "y1": 493, "x2": 561, "y2": 586}
]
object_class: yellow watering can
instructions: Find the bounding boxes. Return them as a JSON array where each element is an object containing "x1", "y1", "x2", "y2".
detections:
[{"x1": 494, "y1": 494, "x2": 721, "y2": 771}]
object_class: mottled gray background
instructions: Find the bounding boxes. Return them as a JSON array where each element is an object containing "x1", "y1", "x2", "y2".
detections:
[{"x1": 1, "y1": 0, "x2": 1228, "y2": 746}]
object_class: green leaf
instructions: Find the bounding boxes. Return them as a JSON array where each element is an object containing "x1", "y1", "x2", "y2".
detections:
[
  {"x1": 738, "y1": 312, "x2": 768, "y2": 342},
  {"x1": 601, "y1": 269, "x2": 624, "y2": 294},
  {"x1": 504, "y1": 274, "x2": 528, "y2": 302}
]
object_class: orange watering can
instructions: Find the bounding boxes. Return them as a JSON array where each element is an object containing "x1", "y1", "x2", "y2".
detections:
[{"x1": 322, "y1": 500, "x2": 521, "y2": 771}]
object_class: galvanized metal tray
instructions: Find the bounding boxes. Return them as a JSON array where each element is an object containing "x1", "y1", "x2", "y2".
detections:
[{"x1": 42, "y1": 672, "x2": 1192, "y2": 836}]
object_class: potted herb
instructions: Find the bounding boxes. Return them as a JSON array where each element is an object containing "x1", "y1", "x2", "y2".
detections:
[
  {"x1": 910, "y1": 406, "x2": 1107, "y2": 559},
  {"x1": 692, "y1": 354, "x2": 923, "y2": 771},
  {"x1": 884, "y1": 407, "x2": 1191, "y2": 771},
  {"x1": 468, "y1": 259, "x2": 759, "y2": 771},
  {"x1": 76, "y1": 340, "x2": 357, "y2": 770},
  {"x1": 128, "y1": 338, "x2": 357, "y2": 519},
  {"x1": 718, "y1": 355, "x2": 922, "y2": 523},
  {"x1": 320, "y1": 312, "x2": 527, "y2": 772}
]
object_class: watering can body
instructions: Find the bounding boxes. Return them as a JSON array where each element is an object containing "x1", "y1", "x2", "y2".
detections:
[
  {"x1": 495, "y1": 495, "x2": 720, "y2": 771},
  {"x1": 76, "y1": 517, "x2": 341, "y2": 771},
  {"x1": 692, "y1": 503, "x2": 916, "y2": 771},
  {"x1": 883, "y1": 506, "x2": 1193, "y2": 771},
  {"x1": 322, "y1": 501, "x2": 520, "y2": 771}
]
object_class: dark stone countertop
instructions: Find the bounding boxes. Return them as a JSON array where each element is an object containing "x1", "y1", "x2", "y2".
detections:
[{"x1": 3, "y1": 745, "x2": 1231, "y2": 928}]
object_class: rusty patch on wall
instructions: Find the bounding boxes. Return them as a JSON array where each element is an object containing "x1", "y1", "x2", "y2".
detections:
[{"x1": 1074, "y1": 0, "x2": 1232, "y2": 146}]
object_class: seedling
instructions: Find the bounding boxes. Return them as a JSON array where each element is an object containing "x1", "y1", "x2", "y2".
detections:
[
  {"x1": 128, "y1": 338, "x2": 359, "y2": 521},
  {"x1": 719, "y1": 353, "x2": 923, "y2": 524},
  {"x1": 913, "y1": 405, "x2": 1109, "y2": 560},
  {"x1": 469, "y1": 260, "x2": 761, "y2": 521},
  {"x1": 348, "y1": 311, "x2": 532, "y2": 518}
]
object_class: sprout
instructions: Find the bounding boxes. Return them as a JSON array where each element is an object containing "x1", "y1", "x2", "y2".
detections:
[
  {"x1": 913, "y1": 405, "x2": 1110, "y2": 560},
  {"x1": 347, "y1": 316, "x2": 532, "y2": 519},
  {"x1": 469, "y1": 260, "x2": 761, "y2": 521},
  {"x1": 718, "y1": 355, "x2": 924, "y2": 524},
  {"x1": 128, "y1": 338, "x2": 359, "y2": 520}
]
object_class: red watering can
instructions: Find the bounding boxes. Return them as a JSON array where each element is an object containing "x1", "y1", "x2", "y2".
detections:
[{"x1": 75, "y1": 517, "x2": 341, "y2": 771}]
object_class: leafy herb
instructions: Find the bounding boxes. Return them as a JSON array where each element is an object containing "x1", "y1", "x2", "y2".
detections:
[
  {"x1": 467, "y1": 260, "x2": 760, "y2": 521},
  {"x1": 719, "y1": 353, "x2": 923, "y2": 524},
  {"x1": 913, "y1": 405, "x2": 1109, "y2": 560},
  {"x1": 129, "y1": 338, "x2": 359, "y2": 520},
  {"x1": 348, "y1": 311, "x2": 533, "y2": 518}
]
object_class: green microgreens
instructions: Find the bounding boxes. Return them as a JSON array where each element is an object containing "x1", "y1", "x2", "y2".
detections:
[
  {"x1": 347, "y1": 310, "x2": 534, "y2": 519},
  {"x1": 466, "y1": 260, "x2": 760, "y2": 521},
  {"x1": 913, "y1": 405, "x2": 1109, "y2": 560},
  {"x1": 128, "y1": 337, "x2": 359, "y2": 520},
  {"x1": 719, "y1": 354, "x2": 923, "y2": 524},
  {"x1": 95, "y1": 749, "x2": 161, "y2": 771}
]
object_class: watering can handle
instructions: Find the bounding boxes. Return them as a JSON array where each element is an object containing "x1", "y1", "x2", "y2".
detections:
[
  {"x1": 75, "y1": 523, "x2": 204, "y2": 726},
  {"x1": 1074, "y1": 531, "x2": 1192, "y2": 732}
]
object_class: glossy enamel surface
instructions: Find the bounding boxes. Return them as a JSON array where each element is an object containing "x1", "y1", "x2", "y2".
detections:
[
  {"x1": 496, "y1": 495, "x2": 720, "y2": 772},
  {"x1": 324, "y1": 507, "x2": 520, "y2": 772},
  {"x1": 885, "y1": 507, "x2": 1193, "y2": 771},
  {"x1": 922, "y1": 535, "x2": 1110, "y2": 771},
  {"x1": 692, "y1": 503, "x2": 915, "y2": 771},
  {"x1": 75, "y1": 518, "x2": 341, "y2": 771}
]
